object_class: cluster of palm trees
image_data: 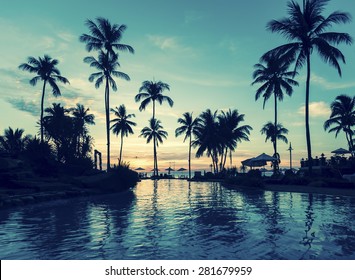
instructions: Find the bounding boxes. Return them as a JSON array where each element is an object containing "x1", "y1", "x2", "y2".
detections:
[
  {"x1": 13, "y1": 2, "x2": 355, "y2": 176},
  {"x1": 252, "y1": 0, "x2": 353, "y2": 174}
]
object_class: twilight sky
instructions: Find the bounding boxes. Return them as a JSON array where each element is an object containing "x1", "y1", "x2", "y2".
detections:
[{"x1": 1, "y1": 0, "x2": 354, "y2": 171}]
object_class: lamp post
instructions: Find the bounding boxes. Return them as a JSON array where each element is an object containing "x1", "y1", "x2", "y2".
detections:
[{"x1": 287, "y1": 142, "x2": 294, "y2": 170}]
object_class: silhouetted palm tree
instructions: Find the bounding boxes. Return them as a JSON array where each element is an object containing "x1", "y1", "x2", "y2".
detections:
[
  {"x1": 261, "y1": 122, "x2": 289, "y2": 173},
  {"x1": 175, "y1": 112, "x2": 200, "y2": 179},
  {"x1": 264, "y1": 0, "x2": 352, "y2": 174},
  {"x1": 84, "y1": 51, "x2": 130, "y2": 170},
  {"x1": 43, "y1": 103, "x2": 73, "y2": 162},
  {"x1": 71, "y1": 104, "x2": 95, "y2": 157},
  {"x1": 135, "y1": 80, "x2": 172, "y2": 119},
  {"x1": 0, "y1": 127, "x2": 30, "y2": 157},
  {"x1": 140, "y1": 118, "x2": 168, "y2": 177},
  {"x1": 218, "y1": 109, "x2": 252, "y2": 170},
  {"x1": 18, "y1": 55, "x2": 69, "y2": 143},
  {"x1": 80, "y1": 17, "x2": 134, "y2": 60},
  {"x1": 193, "y1": 109, "x2": 221, "y2": 173},
  {"x1": 252, "y1": 53, "x2": 298, "y2": 129},
  {"x1": 324, "y1": 94, "x2": 355, "y2": 155},
  {"x1": 110, "y1": 104, "x2": 136, "y2": 166}
]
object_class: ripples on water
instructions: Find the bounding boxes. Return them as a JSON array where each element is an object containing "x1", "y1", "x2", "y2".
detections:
[{"x1": 0, "y1": 179, "x2": 355, "y2": 259}]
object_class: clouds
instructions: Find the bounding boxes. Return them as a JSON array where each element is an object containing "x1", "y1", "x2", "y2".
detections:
[{"x1": 298, "y1": 101, "x2": 331, "y2": 118}]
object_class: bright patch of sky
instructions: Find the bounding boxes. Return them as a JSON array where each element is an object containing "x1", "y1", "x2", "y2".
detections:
[{"x1": 0, "y1": 0, "x2": 354, "y2": 170}]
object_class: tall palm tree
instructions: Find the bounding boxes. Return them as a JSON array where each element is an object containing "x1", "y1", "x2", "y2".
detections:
[
  {"x1": 175, "y1": 112, "x2": 200, "y2": 179},
  {"x1": 80, "y1": 17, "x2": 133, "y2": 170},
  {"x1": 261, "y1": 122, "x2": 289, "y2": 173},
  {"x1": 18, "y1": 55, "x2": 69, "y2": 143},
  {"x1": 324, "y1": 94, "x2": 355, "y2": 155},
  {"x1": 0, "y1": 127, "x2": 30, "y2": 157},
  {"x1": 264, "y1": 0, "x2": 352, "y2": 174},
  {"x1": 135, "y1": 80, "x2": 173, "y2": 119},
  {"x1": 110, "y1": 104, "x2": 136, "y2": 166},
  {"x1": 71, "y1": 104, "x2": 95, "y2": 157},
  {"x1": 252, "y1": 53, "x2": 298, "y2": 134},
  {"x1": 84, "y1": 51, "x2": 130, "y2": 170},
  {"x1": 140, "y1": 118, "x2": 168, "y2": 177},
  {"x1": 218, "y1": 109, "x2": 252, "y2": 170},
  {"x1": 80, "y1": 17, "x2": 134, "y2": 60}
]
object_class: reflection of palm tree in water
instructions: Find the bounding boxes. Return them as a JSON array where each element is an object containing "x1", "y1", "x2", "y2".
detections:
[{"x1": 300, "y1": 194, "x2": 315, "y2": 259}]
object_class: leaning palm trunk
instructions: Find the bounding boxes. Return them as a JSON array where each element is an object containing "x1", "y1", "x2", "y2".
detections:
[
  {"x1": 105, "y1": 78, "x2": 111, "y2": 170},
  {"x1": 40, "y1": 81, "x2": 47, "y2": 143}
]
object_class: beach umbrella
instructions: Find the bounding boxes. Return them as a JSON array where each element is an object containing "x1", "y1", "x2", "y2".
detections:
[
  {"x1": 165, "y1": 167, "x2": 174, "y2": 174},
  {"x1": 331, "y1": 148, "x2": 350, "y2": 155},
  {"x1": 241, "y1": 157, "x2": 266, "y2": 167},
  {"x1": 177, "y1": 167, "x2": 187, "y2": 171},
  {"x1": 135, "y1": 167, "x2": 145, "y2": 171}
]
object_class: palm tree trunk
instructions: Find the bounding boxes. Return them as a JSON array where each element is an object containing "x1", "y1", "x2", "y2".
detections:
[
  {"x1": 154, "y1": 135, "x2": 157, "y2": 177},
  {"x1": 40, "y1": 81, "x2": 47, "y2": 143},
  {"x1": 305, "y1": 53, "x2": 312, "y2": 175},
  {"x1": 152, "y1": 100, "x2": 156, "y2": 120},
  {"x1": 273, "y1": 93, "x2": 278, "y2": 174},
  {"x1": 188, "y1": 135, "x2": 192, "y2": 179},
  {"x1": 119, "y1": 133, "x2": 124, "y2": 166},
  {"x1": 105, "y1": 78, "x2": 111, "y2": 170}
]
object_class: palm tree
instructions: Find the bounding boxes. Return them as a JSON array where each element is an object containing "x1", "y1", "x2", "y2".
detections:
[
  {"x1": 324, "y1": 94, "x2": 355, "y2": 155},
  {"x1": 193, "y1": 109, "x2": 221, "y2": 173},
  {"x1": 71, "y1": 104, "x2": 95, "y2": 157},
  {"x1": 84, "y1": 51, "x2": 130, "y2": 170},
  {"x1": 80, "y1": 17, "x2": 134, "y2": 59},
  {"x1": 264, "y1": 0, "x2": 352, "y2": 174},
  {"x1": 218, "y1": 109, "x2": 252, "y2": 170},
  {"x1": 110, "y1": 104, "x2": 136, "y2": 166},
  {"x1": 140, "y1": 118, "x2": 168, "y2": 177},
  {"x1": 252, "y1": 53, "x2": 298, "y2": 136},
  {"x1": 135, "y1": 80, "x2": 173, "y2": 119},
  {"x1": 261, "y1": 122, "x2": 289, "y2": 173},
  {"x1": 175, "y1": 112, "x2": 200, "y2": 179},
  {"x1": 80, "y1": 17, "x2": 133, "y2": 170},
  {"x1": 0, "y1": 127, "x2": 30, "y2": 157},
  {"x1": 43, "y1": 103, "x2": 73, "y2": 162},
  {"x1": 18, "y1": 55, "x2": 69, "y2": 143}
]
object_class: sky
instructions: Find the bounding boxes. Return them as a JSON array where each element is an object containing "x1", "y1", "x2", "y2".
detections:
[{"x1": 0, "y1": 0, "x2": 354, "y2": 172}]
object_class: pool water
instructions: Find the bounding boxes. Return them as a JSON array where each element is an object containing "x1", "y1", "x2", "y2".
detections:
[{"x1": 0, "y1": 179, "x2": 354, "y2": 259}]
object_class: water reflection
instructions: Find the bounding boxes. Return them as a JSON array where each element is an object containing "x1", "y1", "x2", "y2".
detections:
[{"x1": 0, "y1": 180, "x2": 354, "y2": 259}]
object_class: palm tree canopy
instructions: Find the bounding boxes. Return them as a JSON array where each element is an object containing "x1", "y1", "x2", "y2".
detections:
[
  {"x1": 218, "y1": 109, "x2": 252, "y2": 151},
  {"x1": 263, "y1": 0, "x2": 352, "y2": 76},
  {"x1": 324, "y1": 94, "x2": 355, "y2": 137},
  {"x1": 261, "y1": 122, "x2": 289, "y2": 144},
  {"x1": 0, "y1": 127, "x2": 30, "y2": 155},
  {"x1": 135, "y1": 80, "x2": 173, "y2": 112},
  {"x1": 175, "y1": 112, "x2": 200, "y2": 142},
  {"x1": 80, "y1": 17, "x2": 134, "y2": 59},
  {"x1": 84, "y1": 51, "x2": 130, "y2": 90},
  {"x1": 19, "y1": 55, "x2": 69, "y2": 96},
  {"x1": 252, "y1": 53, "x2": 299, "y2": 108},
  {"x1": 140, "y1": 118, "x2": 168, "y2": 146},
  {"x1": 110, "y1": 104, "x2": 136, "y2": 137}
]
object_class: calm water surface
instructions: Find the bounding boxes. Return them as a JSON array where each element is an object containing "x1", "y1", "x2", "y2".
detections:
[{"x1": 0, "y1": 179, "x2": 355, "y2": 259}]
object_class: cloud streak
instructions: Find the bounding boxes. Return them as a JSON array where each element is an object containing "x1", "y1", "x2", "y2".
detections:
[{"x1": 298, "y1": 101, "x2": 331, "y2": 118}]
